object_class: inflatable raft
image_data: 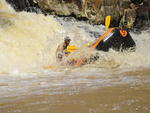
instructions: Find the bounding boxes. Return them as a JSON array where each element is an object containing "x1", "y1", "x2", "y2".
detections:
[{"x1": 90, "y1": 28, "x2": 136, "y2": 52}]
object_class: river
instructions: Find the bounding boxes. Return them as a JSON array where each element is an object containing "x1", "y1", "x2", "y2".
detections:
[{"x1": 0, "y1": 0, "x2": 150, "y2": 113}]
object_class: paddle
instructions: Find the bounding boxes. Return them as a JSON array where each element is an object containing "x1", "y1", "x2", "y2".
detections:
[
  {"x1": 67, "y1": 16, "x2": 112, "y2": 50},
  {"x1": 66, "y1": 45, "x2": 79, "y2": 52},
  {"x1": 105, "y1": 16, "x2": 111, "y2": 30}
]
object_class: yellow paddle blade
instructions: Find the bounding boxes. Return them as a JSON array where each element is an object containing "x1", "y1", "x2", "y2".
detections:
[
  {"x1": 67, "y1": 45, "x2": 79, "y2": 52},
  {"x1": 105, "y1": 16, "x2": 111, "y2": 30}
]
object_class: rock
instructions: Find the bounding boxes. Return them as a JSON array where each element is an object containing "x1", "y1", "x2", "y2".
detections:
[
  {"x1": 35, "y1": 0, "x2": 122, "y2": 25},
  {"x1": 34, "y1": 0, "x2": 149, "y2": 29},
  {"x1": 6, "y1": 0, "x2": 149, "y2": 29},
  {"x1": 134, "y1": 0, "x2": 150, "y2": 29},
  {"x1": 131, "y1": 0, "x2": 144, "y2": 5},
  {"x1": 6, "y1": 0, "x2": 41, "y2": 12}
]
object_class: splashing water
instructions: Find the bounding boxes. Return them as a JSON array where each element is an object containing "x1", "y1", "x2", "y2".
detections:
[
  {"x1": 0, "y1": 0, "x2": 64, "y2": 73},
  {"x1": 0, "y1": 0, "x2": 150, "y2": 73},
  {"x1": 0, "y1": 1, "x2": 150, "y2": 113}
]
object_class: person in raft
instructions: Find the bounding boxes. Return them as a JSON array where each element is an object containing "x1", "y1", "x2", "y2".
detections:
[
  {"x1": 56, "y1": 36, "x2": 88, "y2": 66},
  {"x1": 56, "y1": 36, "x2": 71, "y2": 62}
]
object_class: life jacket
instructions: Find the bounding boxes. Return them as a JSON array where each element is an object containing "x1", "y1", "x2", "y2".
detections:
[{"x1": 91, "y1": 28, "x2": 136, "y2": 52}]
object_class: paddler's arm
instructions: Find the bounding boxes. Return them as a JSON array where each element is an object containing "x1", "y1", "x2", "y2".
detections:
[{"x1": 56, "y1": 43, "x2": 65, "y2": 62}]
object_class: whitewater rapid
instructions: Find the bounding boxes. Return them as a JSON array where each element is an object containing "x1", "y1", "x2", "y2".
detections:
[
  {"x1": 0, "y1": 0, "x2": 150, "y2": 75},
  {"x1": 0, "y1": 0, "x2": 150, "y2": 73},
  {"x1": 0, "y1": 1, "x2": 150, "y2": 113}
]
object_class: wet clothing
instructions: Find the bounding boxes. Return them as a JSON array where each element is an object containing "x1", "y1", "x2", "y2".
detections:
[{"x1": 56, "y1": 42, "x2": 69, "y2": 62}]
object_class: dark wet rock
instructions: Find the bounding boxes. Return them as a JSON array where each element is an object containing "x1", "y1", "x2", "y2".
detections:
[
  {"x1": 34, "y1": 0, "x2": 148, "y2": 28},
  {"x1": 134, "y1": 0, "x2": 150, "y2": 29},
  {"x1": 5, "y1": 0, "x2": 149, "y2": 30},
  {"x1": 5, "y1": 0, "x2": 42, "y2": 13},
  {"x1": 131, "y1": 0, "x2": 144, "y2": 5},
  {"x1": 34, "y1": 0, "x2": 122, "y2": 25}
]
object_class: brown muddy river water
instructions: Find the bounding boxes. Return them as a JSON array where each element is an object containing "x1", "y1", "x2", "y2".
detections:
[
  {"x1": 0, "y1": 68, "x2": 150, "y2": 113},
  {"x1": 0, "y1": 0, "x2": 150, "y2": 113}
]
